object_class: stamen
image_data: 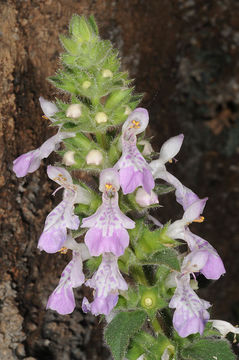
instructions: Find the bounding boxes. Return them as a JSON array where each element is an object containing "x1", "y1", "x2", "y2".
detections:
[
  {"x1": 129, "y1": 119, "x2": 140, "y2": 129},
  {"x1": 193, "y1": 216, "x2": 205, "y2": 223},
  {"x1": 168, "y1": 159, "x2": 173, "y2": 163},
  {"x1": 105, "y1": 183, "x2": 112, "y2": 190},
  {"x1": 58, "y1": 247, "x2": 68, "y2": 254},
  {"x1": 42, "y1": 115, "x2": 49, "y2": 120}
]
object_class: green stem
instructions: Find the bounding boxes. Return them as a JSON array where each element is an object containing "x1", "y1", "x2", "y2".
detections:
[{"x1": 151, "y1": 317, "x2": 164, "y2": 335}]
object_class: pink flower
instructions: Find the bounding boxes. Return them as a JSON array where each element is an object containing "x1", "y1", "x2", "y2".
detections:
[
  {"x1": 38, "y1": 166, "x2": 91, "y2": 253},
  {"x1": 150, "y1": 134, "x2": 200, "y2": 210},
  {"x1": 183, "y1": 229, "x2": 226, "y2": 280},
  {"x1": 169, "y1": 274, "x2": 210, "y2": 337},
  {"x1": 81, "y1": 168, "x2": 135, "y2": 256},
  {"x1": 47, "y1": 244, "x2": 87, "y2": 315},
  {"x1": 13, "y1": 98, "x2": 75, "y2": 177},
  {"x1": 114, "y1": 108, "x2": 155, "y2": 195},
  {"x1": 82, "y1": 253, "x2": 128, "y2": 316}
]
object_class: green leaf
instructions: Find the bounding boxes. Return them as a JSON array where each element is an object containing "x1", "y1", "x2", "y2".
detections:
[
  {"x1": 86, "y1": 255, "x2": 102, "y2": 274},
  {"x1": 181, "y1": 339, "x2": 236, "y2": 360},
  {"x1": 141, "y1": 248, "x2": 180, "y2": 271},
  {"x1": 105, "y1": 310, "x2": 147, "y2": 360}
]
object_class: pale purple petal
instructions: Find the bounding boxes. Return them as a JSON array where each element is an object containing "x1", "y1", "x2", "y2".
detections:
[
  {"x1": 38, "y1": 200, "x2": 79, "y2": 253},
  {"x1": 183, "y1": 198, "x2": 207, "y2": 223},
  {"x1": 84, "y1": 227, "x2": 129, "y2": 256},
  {"x1": 47, "y1": 285, "x2": 75, "y2": 315},
  {"x1": 82, "y1": 191, "x2": 134, "y2": 256},
  {"x1": 173, "y1": 309, "x2": 209, "y2": 337},
  {"x1": 201, "y1": 255, "x2": 226, "y2": 280},
  {"x1": 82, "y1": 294, "x2": 118, "y2": 316},
  {"x1": 182, "y1": 250, "x2": 209, "y2": 274},
  {"x1": 86, "y1": 253, "x2": 128, "y2": 295},
  {"x1": 13, "y1": 132, "x2": 75, "y2": 178},
  {"x1": 169, "y1": 274, "x2": 210, "y2": 337},
  {"x1": 119, "y1": 167, "x2": 143, "y2": 194},
  {"x1": 159, "y1": 134, "x2": 184, "y2": 163},
  {"x1": 13, "y1": 150, "x2": 41, "y2": 177},
  {"x1": 39, "y1": 96, "x2": 58, "y2": 120},
  {"x1": 115, "y1": 134, "x2": 155, "y2": 195},
  {"x1": 142, "y1": 168, "x2": 155, "y2": 194},
  {"x1": 135, "y1": 188, "x2": 158, "y2": 207},
  {"x1": 122, "y1": 108, "x2": 149, "y2": 135},
  {"x1": 83, "y1": 254, "x2": 127, "y2": 316},
  {"x1": 47, "y1": 251, "x2": 85, "y2": 315},
  {"x1": 38, "y1": 226, "x2": 67, "y2": 253},
  {"x1": 184, "y1": 229, "x2": 226, "y2": 280},
  {"x1": 70, "y1": 251, "x2": 85, "y2": 287},
  {"x1": 47, "y1": 165, "x2": 73, "y2": 185}
]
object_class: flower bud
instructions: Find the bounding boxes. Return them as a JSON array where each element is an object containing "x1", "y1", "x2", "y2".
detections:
[
  {"x1": 102, "y1": 69, "x2": 113, "y2": 78},
  {"x1": 86, "y1": 149, "x2": 103, "y2": 165},
  {"x1": 138, "y1": 140, "x2": 154, "y2": 156},
  {"x1": 66, "y1": 104, "x2": 82, "y2": 118},
  {"x1": 82, "y1": 80, "x2": 91, "y2": 89},
  {"x1": 63, "y1": 151, "x2": 76, "y2": 166},
  {"x1": 95, "y1": 112, "x2": 108, "y2": 123},
  {"x1": 135, "y1": 188, "x2": 158, "y2": 207}
]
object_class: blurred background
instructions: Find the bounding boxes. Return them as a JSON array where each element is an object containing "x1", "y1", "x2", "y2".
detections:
[{"x1": 0, "y1": 0, "x2": 239, "y2": 359}]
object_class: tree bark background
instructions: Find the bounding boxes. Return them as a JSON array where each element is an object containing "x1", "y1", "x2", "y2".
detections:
[{"x1": 0, "y1": 0, "x2": 239, "y2": 359}]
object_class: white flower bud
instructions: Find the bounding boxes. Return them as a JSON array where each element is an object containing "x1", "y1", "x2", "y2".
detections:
[
  {"x1": 138, "y1": 140, "x2": 154, "y2": 156},
  {"x1": 102, "y1": 69, "x2": 113, "y2": 78},
  {"x1": 82, "y1": 80, "x2": 91, "y2": 89},
  {"x1": 66, "y1": 104, "x2": 82, "y2": 118},
  {"x1": 86, "y1": 149, "x2": 103, "y2": 165},
  {"x1": 135, "y1": 188, "x2": 158, "y2": 207},
  {"x1": 63, "y1": 151, "x2": 76, "y2": 166},
  {"x1": 95, "y1": 112, "x2": 108, "y2": 123}
]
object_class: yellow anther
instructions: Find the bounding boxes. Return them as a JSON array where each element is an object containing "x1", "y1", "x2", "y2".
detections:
[
  {"x1": 193, "y1": 216, "x2": 205, "y2": 223},
  {"x1": 105, "y1": 183, "x2": 112, "y2": 190},
  {"x1": 168, "y1": 159, "x2": 173, "y2": 163},
  {"x1": 130, "y1": 119, "x2": 140, "y2": 129},
  {"x1": 58, "y1": 247, "x2": 68, "y2": 254},
  {"x1": 42, "y1": 115, "x2": 48, "y2": 120}
]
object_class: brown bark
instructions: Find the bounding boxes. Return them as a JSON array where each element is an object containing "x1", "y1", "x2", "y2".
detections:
[{"x1": 0, "y1": 0, "x2": 239, "y2": 359}]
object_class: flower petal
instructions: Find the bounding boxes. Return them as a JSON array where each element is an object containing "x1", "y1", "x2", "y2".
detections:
[
  {"x1": 39, "y1": 96, "x2": 58, "y2": 120},
  {"x1": 47, "y1": 285, "x2": 75, "y2": 315},
  {"x1": 84, "y1": 227, "x2": 129, "y2": 256}
]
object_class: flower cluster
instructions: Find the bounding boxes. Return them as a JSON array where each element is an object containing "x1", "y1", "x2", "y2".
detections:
[
  {"x1": 13, "y1": 16, "x2": 237, "y2": 360},
  {"x1": 13, "y1": 101, "x2": 227, "y2": 339}
]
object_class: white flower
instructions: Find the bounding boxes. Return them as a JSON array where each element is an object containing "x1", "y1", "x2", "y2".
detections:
[{"x1": 210, "y1": 320, "x2": 239, "y2": 337}]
